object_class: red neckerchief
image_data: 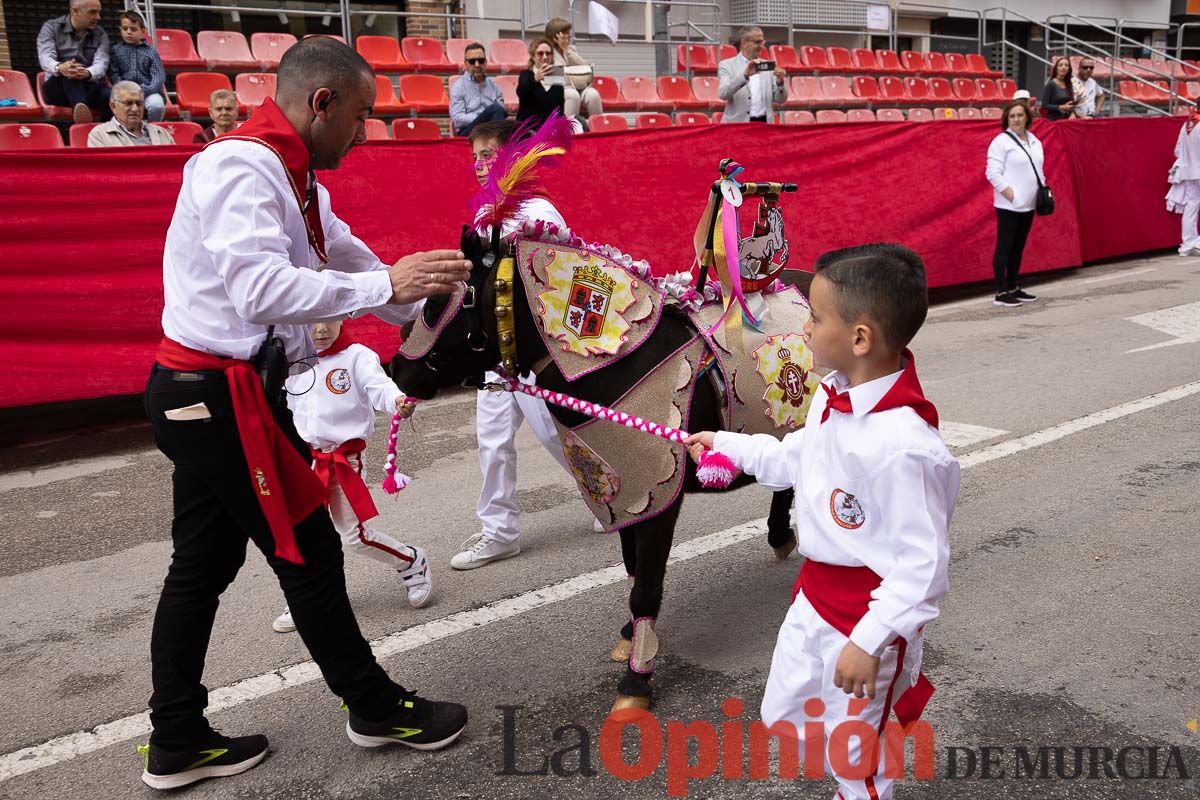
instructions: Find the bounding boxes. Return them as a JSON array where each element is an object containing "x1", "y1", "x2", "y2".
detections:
[
  {"x1": 204, "y1": 97, "x2": 328, "y2": 263},
  {"x1": 155, "y1": 337, "x2": 325, "y2": 565},
  {"x1": 316, "y1": 327, "x2": 355, "y2": 359},
  {"x1": 819, "y1": 349, "x2": 939, "y2": 429}
]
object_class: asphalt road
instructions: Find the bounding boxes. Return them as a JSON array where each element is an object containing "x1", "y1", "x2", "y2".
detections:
[{"x1": 1, "y1": 252, "x2": 1199, "y2": 800}]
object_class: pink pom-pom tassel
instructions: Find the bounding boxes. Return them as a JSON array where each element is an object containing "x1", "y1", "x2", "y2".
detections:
[
  {"x1": 381, "y1": 399, "x2": 417, "y2": 495},
  {"x1": 696, "y1": 450, "x2": 738, "y2": 489}
]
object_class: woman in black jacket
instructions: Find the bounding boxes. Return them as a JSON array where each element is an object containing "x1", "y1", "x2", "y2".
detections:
[
  {"x1": 516, "y1": 37, "x2": 565, "y2": 127},
  {"x1": 1040, "y1": 57, "x2": 1077, "y2": 120}
]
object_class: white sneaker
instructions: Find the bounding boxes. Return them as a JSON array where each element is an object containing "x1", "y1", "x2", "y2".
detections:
[
  {"x1": 449, "y1": 533, "x2": 520, "y2": 570},
  {"x1": 1180, "y1": 248, "x2": 1200, "y2": 257},
  {"x1": 398, "y1": 546, "x2": 432, "y2": 608},
  {"x1": 272, "y1": 606, "x2": 295, "y2": 633}
]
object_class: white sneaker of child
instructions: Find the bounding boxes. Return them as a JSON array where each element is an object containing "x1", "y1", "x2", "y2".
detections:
[
  {"x1": 272, "y1": 606, "x2": 296, "y2": 633},
  {"x1": 398, "y1": 546, "x2": 432, "y2": 608}
]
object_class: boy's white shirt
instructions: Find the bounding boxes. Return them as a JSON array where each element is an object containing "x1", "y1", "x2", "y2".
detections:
[
  {"x1": 286, "y1": 343, "x2": 404, "y2": 450},
  {"x1": 712, "y1": 364, "x2": 960, "y2": 658}
]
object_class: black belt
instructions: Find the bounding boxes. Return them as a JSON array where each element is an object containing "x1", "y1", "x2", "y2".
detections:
[{"x1": 749, "y1": 115, "x2": 768, "y2": 123}]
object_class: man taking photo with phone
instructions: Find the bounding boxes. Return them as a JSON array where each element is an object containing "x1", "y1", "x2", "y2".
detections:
[{"x1": 718, "y1": 26, "x2": 788, "y2": 123}]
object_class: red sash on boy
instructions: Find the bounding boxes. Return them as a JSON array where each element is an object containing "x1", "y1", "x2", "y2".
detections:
[
  {"x1": 155, "y1": 338, "x2": 326, "y2": 565},
  {"x1": 307, "y1": 327, "x2": 380, "y2": 524},
  {"x1": 795, "y1": 351, "x2": 940, "y2": 726}
]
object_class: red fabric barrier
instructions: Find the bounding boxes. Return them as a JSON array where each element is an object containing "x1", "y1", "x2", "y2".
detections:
[{"x1": 0, "y1": 118, "x2": 1179, "y2": 409}]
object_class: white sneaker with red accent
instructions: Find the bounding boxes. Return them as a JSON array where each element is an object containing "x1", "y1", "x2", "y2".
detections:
[{"x1": 398, "y1": 546, "x2": 432, "y2": 608}]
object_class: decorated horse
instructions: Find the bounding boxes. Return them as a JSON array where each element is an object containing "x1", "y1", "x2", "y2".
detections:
[{"x1": 389, "y1": 117, "x2": 819, "y2": 712}]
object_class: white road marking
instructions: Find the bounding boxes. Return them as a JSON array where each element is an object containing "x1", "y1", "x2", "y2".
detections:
[
  {"x1": 0, "y1": 457, "x2": 133, "y2": 493},
  {"x1": 5, "y1": 376, "x2": 1200, "y2": 782},
  {"x1": 1125, "y1": 300, "x2": 1200, "y2": 353},
  {"x1": 34, "y1": 511, "x2": 57, "y2": 519},
  {"x1": 940, "y1": 421, "x2": 1008, "y2": 449}
]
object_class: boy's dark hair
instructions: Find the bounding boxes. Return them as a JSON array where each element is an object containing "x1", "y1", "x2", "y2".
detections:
[
  {"x1": 119, "y1": 10, "x2": 146, "y2": 28},
  {"x1": 813, "y1": 243, "x2": 928, "y2": 352},
  {"x1": 469, "y1": 119, "x2": 516, "y2": 146}
]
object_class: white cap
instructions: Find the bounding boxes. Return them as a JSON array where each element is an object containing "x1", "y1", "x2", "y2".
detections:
[{"x1": 1013, "y1": 89, "x2": 1032, "y2": 100}]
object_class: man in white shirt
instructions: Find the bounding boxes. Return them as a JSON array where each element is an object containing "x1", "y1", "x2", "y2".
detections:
[
  {"x1": 717, "y1": 26, "x2": 788, "y2": 123},
  {"x1": 141, "y1": 38, "x2": 471, "y2": 791},
  {"x1": 1074, "y1": 58, "x2": 1105, "y2": 117}
]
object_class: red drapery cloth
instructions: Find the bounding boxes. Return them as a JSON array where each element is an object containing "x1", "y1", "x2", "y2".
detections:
[{"x1": 0, "y1": 117, "x2": 1180, "y2": 409}]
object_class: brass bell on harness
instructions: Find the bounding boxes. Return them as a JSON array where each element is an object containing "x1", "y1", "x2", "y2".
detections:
[
  {"x1": 495, "y1": 278, "x2": 509, "y2": 292},
  {"x1": 495, "y1": 305, "x2": 509, "y2": 318}
]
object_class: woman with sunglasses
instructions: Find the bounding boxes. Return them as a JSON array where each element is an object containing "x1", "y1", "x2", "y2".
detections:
[
  {"x1": 516, "y1": 36, "x2": 566, "y2": 129},
  {"x1": 449, "y1": 41, "x2": 507, "y2": 137}
]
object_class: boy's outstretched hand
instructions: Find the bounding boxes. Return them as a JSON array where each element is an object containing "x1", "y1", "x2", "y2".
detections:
[
  {"x1": 683, "y1": 432, "x2": 716, "y2": 464},
  {"x1": 834, "y1": 641, "x2": 881, "y2": 699},
  {"x1": 396, "y1": 397, "x2": 416, "y2": 419}
]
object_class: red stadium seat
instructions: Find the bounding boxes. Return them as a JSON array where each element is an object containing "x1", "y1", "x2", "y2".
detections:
[
  {"x1": 908, "y1": 107, "x2": 934, "y2": 122},
  {"x1": 900, "y1": 50, "x2": 928, "y2": 73},
  {"x1": 966, "y1": 53, "x2": 1002, "y2": 78},
  {"x1": 820, "y1": 76, "x2": 869, "y2": 107},
  {"x1": 782, "y1": 110, "x2": 815, "y2": 124},
  {"x1": 656, "y1": 76, "x2": 707, "y2": 110},
  {"x1": 717, "y1": 44, "x2": 736, "y2": 61},
  {"x1": 932, "y1": 106, "x2": 958, "y2": 120},
  {"x1": 926, "y1": 52, "x2": 951, "y2": 75},
  {"x1": 945, "y1": 53, "x2": 971, "y2": 75},
  {"x1": 154, "y1": 29, "x2": 206, "y2": 70},
  {"x1": 588, "y1": 113, "x2": 629, "y2": 132},
  {"x1": 876, "y1": 49, "x2": 906, "y2": 73},
  {"x1": 635, "y1": 112, "x2": 671, "y2": 128},
  {"x1": 68, "y1": 122, "x2": 99, "y2": 146},
  {"x1": 398, "y1": 75, "x2": 449, "y2": 113},
  {"x1": 0, "y1": 122, "x2": 62, "y2": 149},
  {"x1": 250, "y1": 33, "x2": 296, "y2": 70},
  {"x1": 489, "y1": 39, "x2": 528, "y2": 74},
  {"x1": 1118, "y1": 80, "x2": 1144, "y2": 101},
  {"x1": 356, "y1": 36, "x2": 414, "y2": 73},
  {"x1": 593, "y1": 76, "x2": 636, "y2": 111},
  {"x1": 852, "y1": 48, "x2": 890, "y2": 74},
  {"x1": 0, "y1": 71, "x2": 42, "y2": 119},
  {"x1": 157, "y1": 120, "x2": 203, "y2": 141},
  {"x1": 712, "y1": 111, "x2": 724, "y2": 123},
  {"x1": 980, "y1": 106, "x2": 1003, "y2": 119},
  {"x1": 815, "y1": 109, "x2": 847, "y2": 124},
  {"x1": 790, "y1": 76, "x2": 837, "y2": 108},
  {"x1": 958, "y1": 106, "x2": 982, "y2": 119},
  {"x1": 974, "y1": 78, "x2": 1000, "y2": 103},
  {"x1": 952, "y1": 77, "x2": 979, "y2": 104},
  {"x1": 364, "y1": 118, "x2": 389, "y2": 139},
  {"x1": 827, "y1": 47, "x2": 862, "y2": 73},
  {"x1": 691, "y1": 76, "x2": 723, "y2": 109},
  {"x1": 996, "y1": 78, "x2": 1018, "y2": 98},
  {"x1": 882, "y1": 76, "x2": 918, "y2": 106},
  {"x1": 494, "y1": 75, "x2": 519, "y2": 112},
  {"x1": 373, "y1": 75, "x2": 409, "y2": 115},
  {"x1": 235, "y1": 73, "x2": 276, "y2": 108},
  {"x1": 771, "y1": 45, "x2": 804, "y2": 74},
  {"x1": 176, "y1": 73, "x2": 246, "y2": 116},
  {"x1": 392, "y1": 118, "x2": 442, "y2": 139},
  {"x1": 852, "y1": 75, "x2": 882, "y2": 103},
  {"x1": 677, "y1": 44, "x2": 717, "y2": 74},
  {"x1": 401, "y1": 37, "x2": 454, "y2": 72},
  {"x1": 928, "y1": 77, "x2": 954, "y2": 102},
  {"x1": 876, "y1": 108, "x2": 905, "y2": 122},
  {"x1": 304, "y1": 34, "x2": 347, "y2": 44},
  {"x1": 800, "y1": 46, "x2": 830, "y2": 72},
  {"x1": 1146, "y1": 80, "x2": 1172, "y2": 104},
  {"x1": 675, "y1": 112, "x2": 710, "y2": 126},
  {"x1": 197, "y1": 31, "x2": 257, "y2": 72},
  {"x1": 620, "y1": 76, "x2": 671, "y2": 110},
  {"x1": 847, "y1": 108, "x2": 875, "y2": 122},
  {"x1": 902, "y1": 77, "x2": 933, "y2": 105},
  {"x1": 446, "y1": 38, "x2": 498, "y2": 73}
]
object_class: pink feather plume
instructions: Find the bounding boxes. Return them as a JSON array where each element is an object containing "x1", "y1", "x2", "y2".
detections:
[{"x1": 470, "y1": 111, "x2": 574, "y2": 235}]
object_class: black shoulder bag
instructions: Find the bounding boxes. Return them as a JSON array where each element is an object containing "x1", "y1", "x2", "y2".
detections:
[{"x1": 1006, "y1": 130, "x2": 1054, "y2": 216}]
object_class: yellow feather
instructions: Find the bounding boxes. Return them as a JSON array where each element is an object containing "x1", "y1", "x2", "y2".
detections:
[{"x1": 497, "y1": 145, "x2": 567, "y2": 194}]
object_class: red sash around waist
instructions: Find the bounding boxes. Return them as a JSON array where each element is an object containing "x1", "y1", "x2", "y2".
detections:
[
  {"x1": 155, "y1": 337, "x2": 326, "y2": 565},
  {"x1": 793, "y1": 559, "x2": 935, "y2": 727},
  {"x1": 311, "y1": 439, "x2": 379, "y2": 524}
]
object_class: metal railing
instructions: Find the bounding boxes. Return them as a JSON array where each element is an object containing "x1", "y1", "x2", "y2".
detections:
[{"x1": 892, "y1": 2, "x2": 986, "y2": 56}]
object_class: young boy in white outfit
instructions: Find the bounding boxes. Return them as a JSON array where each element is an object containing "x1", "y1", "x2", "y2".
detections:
[
  {"x1": 687, "y1": 244, "x2": 960, "y2": 800},
  {"x1": 273, "y1": 319, "x2": 432, "y2": 632}
]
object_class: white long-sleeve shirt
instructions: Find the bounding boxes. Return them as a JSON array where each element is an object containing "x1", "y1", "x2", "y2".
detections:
[
  {"x1": 712, "y1": 362, "x2": 959, "y2": 657},
  {"x1": 1174, "y1": 119, "x2": 1200, "y2": 182},
  {"x1": 986, "y1": 129, "x2": 1045, "y2": 213},
  {"x1": 162, "y1": 139, "x2": 422, "y2": 365},
  {"x1": 286, "y1": 343, "x2": 403, "y2": 450}
]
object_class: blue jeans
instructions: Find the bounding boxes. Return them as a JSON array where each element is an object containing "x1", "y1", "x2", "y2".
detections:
[
  {"x1": 145, "y1": 92, "x2": 166, "y2": 122},
  {"x1": 455, "y1": 102, "x2": 507, "y2": 137}
]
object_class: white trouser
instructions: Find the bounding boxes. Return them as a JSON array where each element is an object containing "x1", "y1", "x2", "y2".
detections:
[
  {"x1": 761, "y1": 592, "x2": 911, "y2": 800},
  {"x1": 1181, "y1": 181, "x2": 1200, "y2": 253},
  {"x1": 565, "y1": 85, "x2": 603, "y2": 117},
  {"x1": 326, "y1": 453, "x2": 414, "y2": 570},
  {"x1": 476, "y1": 370, "x2": 569, "y2": 544},
  {"x1": 144, "y1": 92, "x2": 166, "y2": 122}
]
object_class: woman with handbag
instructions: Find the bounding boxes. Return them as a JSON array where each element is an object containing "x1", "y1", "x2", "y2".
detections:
[
  {"x1": 545, "y1": 17, "x2": 603, "y2": 119},
  {"x1": 986, "y1": 100, "x2": 1052, "y2": 307}
]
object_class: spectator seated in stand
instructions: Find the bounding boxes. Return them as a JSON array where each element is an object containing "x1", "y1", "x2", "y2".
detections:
[
  {"x1": 449, "y1": 41, "x2": 506, "y2": 137},
  {"x1": 516, "y1": 37, "x2": 566, "y2": 129},
  {"x1": 194, "y1": 88, "x2": 238, "y2": 143},
  {"x1": 108, "y1": 10, "x2": 166, "y2": 122},
  {"x1": 87, "y1": 81, "x2": 174, "y2": 146},
  {"x1": 37, "y1": 0, "x2": 110, "y2": 123}
]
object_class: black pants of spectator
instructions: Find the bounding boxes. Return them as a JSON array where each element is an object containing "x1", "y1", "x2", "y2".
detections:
[
  {"x1": 993, "y1": 208, "x2": 1035, "y2": 295},
  {"x1": 41, "y1": 75, "x2": 109, "y2": 110},
  {"x1": 455, "y1": 101, "x2": 507, "y2": 137},
  {"x1": 144, "y1": 364, "x2": 405, "y2": 750}
]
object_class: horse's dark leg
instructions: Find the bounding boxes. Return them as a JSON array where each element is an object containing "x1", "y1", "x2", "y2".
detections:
[
  {"x1": 611, "y1": 498, "x2": 682, "y2": 712},
  {"x1": 610, "y1": 529, "x2": 638, "y2": 662},
  {"x1": 767, "y1": 488, "x2": 797, "y2": 559}
]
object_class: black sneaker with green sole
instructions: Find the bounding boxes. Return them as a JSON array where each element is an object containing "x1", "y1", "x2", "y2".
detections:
[
  {"x1": 345, "y1": 692, "x2": 468, "y2": 751},
  {"x1": 138, "y1": 731, "x2": 269, "y2": 790}
]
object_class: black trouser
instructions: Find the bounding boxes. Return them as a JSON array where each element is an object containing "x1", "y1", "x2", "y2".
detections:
[
  {"x1": 455, "y1": 102, "x2": 507, "y2": 137},
  {"x1": 144, "y1": 364, "x2": 404, "y2": 749},
  {"x1": 41, "y1": 75, "x2": 108, "y2": 110},
  {"x1": 992, "y1": 208, "x2": 1035, "y2": 295}
]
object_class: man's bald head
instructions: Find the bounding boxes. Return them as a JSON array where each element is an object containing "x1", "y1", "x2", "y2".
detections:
[{"x1": 276, "y1": 37, "x2": 374, "y2": 103}]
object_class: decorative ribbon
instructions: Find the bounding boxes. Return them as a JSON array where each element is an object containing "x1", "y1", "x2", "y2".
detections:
[
  {"x1": 311, "y1": 439, "x2": 378, "y2": 523},
  {"x1": 381, "y1": 399, "x2": 417, "y2": 495}
]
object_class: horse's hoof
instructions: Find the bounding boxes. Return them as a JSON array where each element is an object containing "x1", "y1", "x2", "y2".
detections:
[
  {"x1": 611, "y1": 693, "x2": 651, "y2": 713},
  {"x1": 610, "y1": 637, "x2": 633, "y2": 662},
  {"x1": 773, "y1": 536, "x2": 797, "y2": 560}
]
